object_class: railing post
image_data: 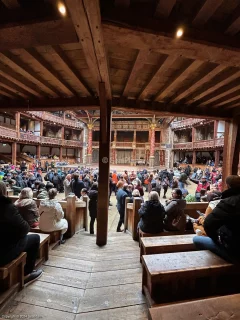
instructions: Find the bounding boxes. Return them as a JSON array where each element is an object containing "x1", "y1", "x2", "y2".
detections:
[
  {"x1": 124, "y1": 197, "x2": 131, "y2": 232},
  {"x1": 82, "y1": 195, "x2": 89, "y2": 231},
  {"x1": 66, "y1": 195, "x2": 76, "y2": 238},
  {"x1": 133, "y1": 198, "x2": 142, "y2": 241}
]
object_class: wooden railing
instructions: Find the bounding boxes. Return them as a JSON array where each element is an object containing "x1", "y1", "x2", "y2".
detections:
[
  {"x1": 193, "y1": 139, "x2": 215, "y2": 149},
  {"x1": 20, "y1": 133, "x2": 41, "y2": 142},
  {"x1": 0, "y1": 126, "x2": 17, "y2": 139},
  {"x1": 173, "y1": 142, "x2": 192, "y2": 149},
  {"x1": 215, "y1": 137, "x2": 224, "y2": 147},
  {"x1": 171, "y1": 118, "x2": 211, "y2": 130},
  {"x1": 173, "y1": 138, "x2": 224, "y2": 150},
  {"x1": 27, "y1": 111, "x2": 84, "y2": 129}
]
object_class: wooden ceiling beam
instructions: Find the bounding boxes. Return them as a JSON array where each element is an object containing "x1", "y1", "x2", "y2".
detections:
[
  {"x1": 212, "y1": 94, "x2": 240, "y2": 109},
  {"x1": 155, "y1": 0, "x2": 176, "y2": 18},
  {"x1": 51, "y1": 45, "x2": 94, "y2": 97},
  {"x1": 155, "y1": 60, "x2": 204, "y2": 101},
  {"x1": 225, "y1": 16, "x2": 240, "y2": 36},
  {"x1": 186, "y1": 70, "x2": 240, "y2": 104},
  {"x1": 0, "y1": 86, "x2": 19, "y2": 99},
  {"x1": 0, "y1": 19, "x2": 78, "y2": 51},
  {"x1": 66, "y1": 0, "x2": 112, "y2": 99},
  {"x1": 138, "y1": 55, "x2": 177, "y2": 100},
  {"x1": 1, "y1": 0, "x2": 19, "y2": 9},
  {"x1": 0, "y1": 52, "x2": 60, "y2": 98},
  {"x1": 122, "y1": 50, "x2": 149, "y2": 97},
  {"x1": 192, "y1": 0, "x2": 224, "y2": 26},
  {"x1": 0, "y1": 75, "x2": 32, "y2": 99},
  {"x1": 102, "y1": 14, "x2": 240, "y2": 67},
  {"x1": 23, "y1": 48, "x2": 78, "y2": 97},
  {"x1": 171, "y1": 65, "x2": 226, "y2": 103},
  {"x1": 115, "y1": 0, "x2": 130, "y2": 8}
]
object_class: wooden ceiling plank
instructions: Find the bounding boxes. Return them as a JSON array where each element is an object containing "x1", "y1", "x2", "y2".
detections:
[
  {"x1": 225, "y1": 16, "x2": 240, "y2": 36},
  {"x1": 102, "y1": 19, "x2": 240, "y2": 67},
  {"x1": 115, "y1": 0, "x2": 130, "y2": 8},
  {"x1": 122, "y1": 49, "x2": 149, "y2": 97},
  {"x1": 155, "y1": 60, "x2": 204, "y2": 101},
  {"x1": 171, "y1": 65, "x2": 226, "y2": 103},
  {"x1": 24, "y1": 48, "x2": 78, "y2": 97},
  {"x1": 155, "y1": 0, "x2": 176, "y2": 18},
  {"x1": 199, "y1": 82, "x2": 240, "y2": 107},
  {"x1": 66, "y1": 0, "x2": 112, "y2": 99},
  {"x1": 0, "y1": 87, "x2": 17, "y2": 99},
  {"x1": 212, "y1": 95, "x2": 240, "y2": 108},
  {"x1": 138, "y1": 55, "x2": 177, "y2": 100},
  {"x1": 0, "y1": 19, "x2": 78, "y2": 51},
  {"x1": 0, "y1": 76, "x2": 30, "y2": 99},
  {"x1": 51, "y1": 45, "x2": 94, "y2": 97},
  {"x1": 0, "y1": 52, "x2": 60, "y2": 98},
  {"x1": 1, "y1": 0, "x2": 19, "y2": 9},
  {"x1": 225, "y1": 103, "x2": 240, "y2": 110},
  {"x1": 186, "y1": 70, "x2": 240, "y2": 104},
  {"x1": 192, "y1": 0, "x2": 224, "y2": 26},
  {"x1": 0, "y1": 61, "x2": 44, "y2": 98}
]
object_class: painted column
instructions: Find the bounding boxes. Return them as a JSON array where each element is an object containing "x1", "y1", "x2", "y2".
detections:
[
  {"x1": 149, "y1": 123, "x2": 156, "y2": 168},
  {"x1": 132, "y1": 130, "x2": 137, "y2": 165},
  {"x1": 40, "y1": 121, "x2": 43, "y2": 136},
  {"x1": 112, "y1": 130, "x2": 117, "y2": 164},
  {"x1": 87, "y1": 123, "x2": 93, "y2": 165},
  {"x1": 15, "y1": 112, "x2": 20, "y2": 138},
  {"x1": 12, "y1": 142, "x2": 17, "y2": 165}
]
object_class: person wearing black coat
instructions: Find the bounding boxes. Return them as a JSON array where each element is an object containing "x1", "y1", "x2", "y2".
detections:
[
  {"x1": 193, "y1": 175, "x2": 240, "y2": 262},
  {"x1": 88, "y1": 183, "x2": 98, "y2": 234},
  {"x1": 138, "y1": 191, "x2": 165, "y2": 234},
  {"x1": 72, "y1": 173, "x2": 85, "y2": 198},
  {"x1": 0, "y1": 181, "x2": 42, "y2": 285}
]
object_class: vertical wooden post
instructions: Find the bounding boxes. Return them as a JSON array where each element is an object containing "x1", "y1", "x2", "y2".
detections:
[
  {"x1": 37, "y1": 145, "x2": 41, "y2": 159},
  {"x1": 12, "y1": 142, "x2": 17, "y2": 165},
  {"x1": 96, "y1": 82, "x2": 111, "y2": 246},
  {"x1": 232, "y1": 122, "x2": 240, "y2": 176},
  {"x1": 15, "y1": 112, "x2": 20, "y2": 138},
  {"x1": 59, "y1": 147, "x2": 63, "y2": 161},
  {"x1": 215, "y1": 150, "x2": 220, "y2": 167},
  {"x1": 192, "y1": 150, "x2": 196, "y2": 166},
  {"x1": 66, "y1": 195, "x2": 76, "y2": 238},
  {"x1": 40, "y1": 121, "x2": 43, "y2": 136},
  {"x1": 124, "y1": 197, "x2": 131, "y2": 232},
  {"x1": 133, "y1": 197, "x2": 142, "y2": 241},
  {"x1": 222, "y1": 119, "x2": 239, "y2": 189}
]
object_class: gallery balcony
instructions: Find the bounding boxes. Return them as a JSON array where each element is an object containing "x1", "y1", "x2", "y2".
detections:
[
  {"x1": 173, "y1": 138, "x2": 224, "y2": 150},
  {"x1": 171, "y1": 118, "x2": 212, "y2": 130}
]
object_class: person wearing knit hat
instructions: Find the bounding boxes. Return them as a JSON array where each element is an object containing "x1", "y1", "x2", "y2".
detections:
[{"x1": 193, "y1": 175, "x2": 240, "y2": 262}]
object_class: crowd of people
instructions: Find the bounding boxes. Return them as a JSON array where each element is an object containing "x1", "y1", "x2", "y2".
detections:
[{"x1": 0, "y1": 160, "x2": 239, "y2": 287}]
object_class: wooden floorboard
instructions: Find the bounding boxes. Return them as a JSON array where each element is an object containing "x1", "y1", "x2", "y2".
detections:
[{"x1": 1, "y1": 197, "x2": 148, "y2": 319}]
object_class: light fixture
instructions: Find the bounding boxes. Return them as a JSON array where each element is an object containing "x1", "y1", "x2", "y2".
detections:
[
  {"x1": 58, "y1": 2, "x2": 66, "y2": 16},
  {"x1": 176, "y1": 28, "x2": 183, "y2": 38}
]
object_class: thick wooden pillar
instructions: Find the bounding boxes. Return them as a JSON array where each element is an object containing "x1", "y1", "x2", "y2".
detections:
[
  {"x1": 15, "y1": 112, "x2": 20, "y2": 138},
  {"x1": 222, "y1": 118, "x2": 240, "y2": 189},
  {"x1": 12, "y1": 142, "x2": 17, "y2": 165},
  {"x1": 40, "y1": 121, "x2": 43, "y2": 136},
  {"x1": 215, "y1": 149, "x2": 220, "y2": 167},
  {"x1": 87, "y1": 124, "x2": 93, "y2": 165},
  {"x1": 96, "y1": 82, "x2": 111, "y2": 246},
  {"x1": 192, "y1": 150, "x2": 196, "y2": 166},
  {"x1": 37, "y1": 145, "x2": 41, "y2": 159},
  {"x1": 59, "y1": 146, "x2": 63, "y2": 161}
]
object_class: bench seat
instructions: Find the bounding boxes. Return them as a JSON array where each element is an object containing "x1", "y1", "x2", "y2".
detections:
[
  {"x1": 148, "y1": 294, "x2": 240, "y2": 320},
  {"x1": 30, "y1": 227, "x2": 61, "y2": 250},
  {"x1": 140, "y1": 234, "x2": 195, "y2": 262},
  {"x1": 0, "y1": 252, "x2": 26, "y2": 310},
  {"x1": 142, "y1": 250, "x2": 239, "y2": 307},
  {"x1": 28, "y1": 232, "x2": 50, "y2": 267}
]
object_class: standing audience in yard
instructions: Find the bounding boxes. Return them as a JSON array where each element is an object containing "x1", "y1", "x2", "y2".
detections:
[{"x1": 88, "y1": 183, "x2": 98, "y2": 234}]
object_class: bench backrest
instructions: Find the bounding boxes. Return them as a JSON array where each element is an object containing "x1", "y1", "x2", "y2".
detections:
[{"x1": 184, "y1": 202, "x2": 208, "y2": 218}]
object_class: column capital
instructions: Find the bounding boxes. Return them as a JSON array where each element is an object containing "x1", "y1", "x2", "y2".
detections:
[
  {"x1": 87, "y1": 123, "x2": 94, "y2": 130},
  {"x1": 149, "y1": 123, "x2": 157, "y2": 130}
]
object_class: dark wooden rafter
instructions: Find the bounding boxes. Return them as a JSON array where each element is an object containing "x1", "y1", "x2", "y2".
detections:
[
  {"x1": 0, "y1": 19, "x2": 78, "y2": 52},
  {"x1": 102, "y1": 16, "x2": 240, "y2": 67},
  {"x1": 0, "y1": 75, "x2": 31, "y2": 99},
  {"x1": 0, "y1": 52, "x2": 60, "y2": 97},
  {"x1": 115, "y1": 0, "x2": 130, "y2": 8},
  {"x1": 0, "y1": 86, "x2": 19, "y2": 99},
  {"x1": 51, "y1": 45, "x2": 94, "y2": 97},
  {"x1": 171, "y1": 65, "x2": 227, "y2": 103},
  {"x1": 1, "y1": 0, "x2": 19, "y2": 9},
  {"x1": 23, "y1": 48, "x2": 78, "y2": 97},
  {"x1": 66, "y1": 0, "x2": 112, "y2": 99},
  {"x1": 155, "y1": 0, "x2": 176, "y2": 18},
  {"x1": 212, "y1": 95, "x2": 240, "y2": 109},
  {"x1": 122, "y1": 49, "x2": 150, "y2": 97},
  {"x1": 225, "y1": 5, "x2": 240, "y2": 36},
  {"x1": 138, "y1": 55, "x2": 177, "y2": 100},
  {"x1": 192, "y1": 0, "x2": 224, "y2": 26},
  {"x1": 186, "y1": 70, "x2": 240, "y2": 104},
  {"x1": 155, "y1": 60, "x2": 204, "y2": 101}
]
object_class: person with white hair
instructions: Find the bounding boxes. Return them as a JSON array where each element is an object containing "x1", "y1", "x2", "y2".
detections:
[
  {"x1": 63, "y1": 174, "x2": 72, "y2": 197},
  {"x1": 138, "y1": 191, "x2": 165, "y2": 234},
  {"x1": 39, "y1": 188, "x2": 68, "y2": 244},
  {"x1": 15, "y1": 187, "x2": 39, "y2": 227}
]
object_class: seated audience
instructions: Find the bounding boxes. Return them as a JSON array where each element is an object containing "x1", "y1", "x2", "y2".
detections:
[
  {"x1": 37, "y1": 182, "x2": 48, "y2": 199},
  {"x1": 39, "y1": 188, "x2": 68, "y2": 243},
  {"x1": 0, "y1": 181, "x2": 42, "y2": 285},
  {"x1": 164, "y1": 188, "x2": 187, "y2": 232},
  {"x1": 193, "y1": 175, "x2": 240, "y2": 262},
  {"x1": 15, "y1": 188, "x2": 39, "y2": 227},
  {"x1": 138, "y1": 191, "x2": 165, "y2": 234}
]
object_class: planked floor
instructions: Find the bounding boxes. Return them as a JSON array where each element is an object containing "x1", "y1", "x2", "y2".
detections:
[{"x1": 1, "y1": 195, "x2": 148, "y2": 320}]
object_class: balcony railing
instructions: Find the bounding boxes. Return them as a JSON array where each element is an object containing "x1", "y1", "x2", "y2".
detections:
[
  {"x1": 0, "y1": 126, "x2": 17, "y2": 139},
  {"x1": 193, "y1": 139, "x2": 215, "y2": 149},
  {"x1": 63, "y1": 140, "x2": 83, "y2": 147},
  {"x1": 215, "y1": 137, "x2": 224, "y2": 147},
  {"x1": 173, "y1": 142, "x2": 193, "y2": 150},
  {"x1": 20, "y1": 133, "x2": 40, "y2": 143},
  {"x1": 41, "y1": 136, "x2": 62, "y2": 145},
  {"x1": 171, "y1": 118, "x2": 210, "y2": 130},
  {"x1": 28, "y1": 111, "x2": 84, "y2": 129}
]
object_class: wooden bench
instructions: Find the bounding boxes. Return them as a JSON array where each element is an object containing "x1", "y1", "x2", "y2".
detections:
[
  {"x1": 30, "y1": 227, "x2": 61, "y2": 250},
  {"x1": 124, "y1": 197, "x2": 142, "y2": 241},
  {"x1": 142, "y1": 250, "x2": 238, "y2": 307},
  {"x1": 148, "y1": 294, "x2": 240, "y2": 320},
  {"x1": 28, "y1": 232, "x2": 50, "y2": 268},
  {"x1": 0, "y1": 252, "x2": 26, "y2": 310},
  {"x1": 184, "y1": 202, "x2": 208, "y2": 219},
  {"x1": 140, "y1": 234, "x2": 195, "y2": 262}
]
